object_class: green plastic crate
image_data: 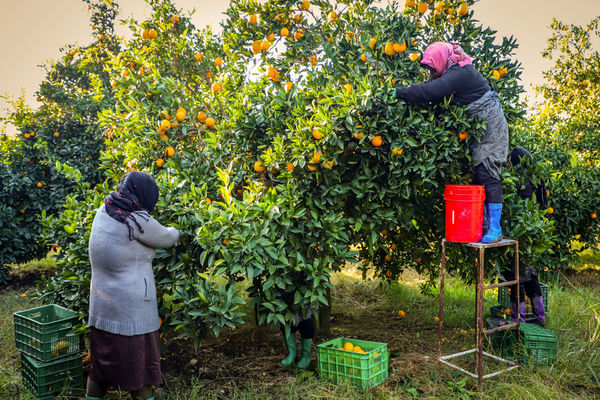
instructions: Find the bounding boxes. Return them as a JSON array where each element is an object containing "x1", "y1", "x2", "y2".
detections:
[
  {"x1": 14, "y1": 305, "x2": 82, "y2": 362},
  {"x1": 485, "y1": 317, "x2": 516, "y2": 353},
  {"x1": 498, "y1": 282, "x2": 548, "y2": 316},
  {"x1": 21, "y1": 353, "x2": 84, "y2": 399},
  {"x1": 503, "y1": 323, "x2": 557, "y2": 366},
  {"x1": 490, "y1": 304, "x2": 509, "y2": 319},
  {"x1": 317, "y1": 338, "x2": 388, "y2": 389}
]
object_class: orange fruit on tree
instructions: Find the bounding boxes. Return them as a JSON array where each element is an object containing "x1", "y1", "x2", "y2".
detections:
[
  {"x1": 307, "y1": 163, "x2": 318, "y2": 172},
  {"x1": 458, "y1": 2, "x2": 468, "y2": 16},
  {"x1": 371, "y1": 135, "x2": 383, "y2": 147},
  {"x1": 280, "y1": 27, "x2": 289, "y2": 37},
  {"x1": 415, "y1": 257, "x2": 421, "y2": 263},
  {"x1": 268, "y1": 33, "x2": 275, "y2": 41},
  {"x1": 312, "y1": 128, "x2": 323, "y2": 140},
  {"x1": 490, "y1": 70, "x2": 500, "y2": 81},
  {"x1": 409, "y1": 53, "x2": 420, "y2": 62},
  {"x1": 171, "y1": 15, "x2": 180, "y2": 24},
  {"x1": 197, "y1": 111, "x2": 207, "y2": 122},
  {"x1": 165, "y1": 147, "x2": 175, "y2": 157},
  {"x1": 310, "y1": 55, "x2": 318, "y2": 66},
  {"x1": 360, "y1": 54, "x2": 367, "y2": 62},
  {"x1": 176, "y1": 108, "x2": 186, "y2": 121},
  {"x1": 285, "y1": 81, "x2": 293, "y2": 92},
  {"x1": 215, "y1": 57, "x2": 223, "y2": 67},
  {"x1": 310, "y1": 151, "x2": 323, "y2": 163},
  {"x1": 261, "y1": 40, "x2": 271, "y2": 51},
  {"x1": 36, "y1": 182, "x2": 43, "y2": 188},
  {"x1": 394, "y1": 40, "x2": 407, "y2": 53},
  {"x1": 328, "y1": 11, "x2": 337, "y2": 22},
  {"x1": 142, "y1": 29, "x2": 150, "y2": 40},
  {"x1": 385, "y1": 254, "x2": 392, "y2": 262},
  {"x1": 294, "y1": 30, "x2": 305, "y2": 40},
  {"x1": 249, "y1": 14, "x2": 257, "y2": 24},
  {"x1": 254, "y1": 160, "x2": 266, "y2": 173},
  {"x1": 323, "y1": 160, "x2": 334, "y2": 169},
  {"x1": 54, "y1": 131, "x2": 60, "y2": 137},
  {"x1": 591, "y1": 213, "x2": 597, "y2": 219},
  {"x1": 344, "y1": 83, "x2": 352, "y2": 94},
  {"x1": 434, "y1": 316, "x2": 440, "y2": 322},
  {"x1": 20, "y1": 293, "x2": 27, "y2": 298},
  {"x1": 156, "y1": 158, "x2": 165, "y2": 167},
  {"x1": 369, "y1": 37, "x2": 377, "y2": 50},
  {"x1": 251, "y1": 40, "x2": 262, "y2": 54},
  {"x1": 195, "y1": 53, "x2": 203, "y2": 62},
  {"x1": 458, "y1": 131, "x2": 468, "y2": 140},
  {"x1": 160, "y1": 119, "x2": 171, "y2": 130},
  {"x1": 391, "y1": 243, "x2": 397, "y2": 251},
  {"x1": 406, "y1": 0, "x2": 416, "y2": 7},
  {"x1": 300, "y1": 0, "x2": 310, "y2": 11},
  {"x1": 205, "y1": 117, "x2": 216, "y2": 128},
  {"x1": 384, "y1": 42, "x2": 396, "y2": 56},
  {"x1": 148, "y1": 29, "x2": 158, "y2": 39},
  {"x1": 547, "y1": 206, "x2": 554, "y2": 214},
  {"x1": 20, "y1": 209, "x2": 25, "y2": 214},
  {"x1": 417, "y1": 1, "x2": 428, "y2": 13},
  {"x1": 286, "y1": 162, "x2": 295, "y2": 172},
  {"x1": 212, "y1": 83, "x2": 222, "y2": 93},
  {"x1": 397, "y1": 310, "x2": 406, "y2": 318},
  {"x1": 385, "y1": 270, "x2": 392, "y2": 278},
  {"x1": 504, "y1": 308, "x2": 512, "y2": 315}
]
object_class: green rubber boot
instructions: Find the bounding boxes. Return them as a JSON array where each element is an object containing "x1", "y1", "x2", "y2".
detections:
[
  {"x1": 296, "y1": 338, "x2": 312, "y2": 370},
  {"x1": 280, "y1": 333, "x2": 297, "y2": 368}
]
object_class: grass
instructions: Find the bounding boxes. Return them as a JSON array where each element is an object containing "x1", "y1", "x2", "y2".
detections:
[{"x1": 1, "y1": 258, "x2": 599, "y2": 399}]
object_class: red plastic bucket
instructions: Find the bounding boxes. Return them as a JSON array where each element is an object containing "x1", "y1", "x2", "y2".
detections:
[{"x1": 444, "y1": 185, "x2": 485, "y2": 243}]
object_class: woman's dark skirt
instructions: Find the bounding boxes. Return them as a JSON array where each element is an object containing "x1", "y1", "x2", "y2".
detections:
[{"x1": 89, "y1": 326, "x2": 162, "y2": 391}]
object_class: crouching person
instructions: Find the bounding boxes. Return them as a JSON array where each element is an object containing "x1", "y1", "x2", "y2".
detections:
[{"x1": 86, "y1": 171, "x2": 180, "y2": 400}]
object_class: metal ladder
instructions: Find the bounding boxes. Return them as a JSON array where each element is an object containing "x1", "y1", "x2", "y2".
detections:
[{"x1": 437, "y1": 238, "x2": 521, "y2": 391}]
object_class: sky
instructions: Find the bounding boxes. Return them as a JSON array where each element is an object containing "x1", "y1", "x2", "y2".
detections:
[{"x1": 1, "y1": 0, "x2": 599, "y2": 134}]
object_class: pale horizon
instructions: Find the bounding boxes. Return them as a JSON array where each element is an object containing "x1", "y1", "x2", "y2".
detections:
[{"x1": 1, "y1": 0, "x2": 599, "y2": 135}]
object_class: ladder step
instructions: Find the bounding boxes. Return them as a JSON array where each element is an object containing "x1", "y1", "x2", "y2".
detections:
[{"x1": 484, "y1": 322, "x2": 519, "y2": 335}]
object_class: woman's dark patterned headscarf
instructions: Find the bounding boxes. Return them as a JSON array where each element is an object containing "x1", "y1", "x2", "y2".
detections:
[{"x1": 104, "y1": 171, "x2": 159, "y2": 240}]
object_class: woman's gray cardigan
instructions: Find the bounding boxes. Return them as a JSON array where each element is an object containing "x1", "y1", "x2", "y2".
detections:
[{"x1": 88, "y1": 205, "x2": 179, "y2": 336}]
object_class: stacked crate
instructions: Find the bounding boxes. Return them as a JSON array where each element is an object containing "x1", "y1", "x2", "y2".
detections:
[{"x1": 14, "y1": 304, "x2": 84, "y2": 399}]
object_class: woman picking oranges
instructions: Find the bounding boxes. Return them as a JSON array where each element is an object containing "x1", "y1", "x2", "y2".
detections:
[
  {"x1": 86, "y1": 171, "x2": 180, "y2": 400},
  {"x1": 394, "y1": 42, "x2": 509, "y2": 243}
]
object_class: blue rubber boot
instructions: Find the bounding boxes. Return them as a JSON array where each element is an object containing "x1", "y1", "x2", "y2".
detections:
[{"x1": 481, "y1": 203, "x2": 502, "y2": 243}]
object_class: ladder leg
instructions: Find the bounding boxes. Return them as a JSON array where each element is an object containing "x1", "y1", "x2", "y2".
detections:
[
  {"x1": 477, "y1": 247, "x2": 485, "y2": 391},
  {"x1": 438, "y1": 239, "x2": 447, "y2": 365}
]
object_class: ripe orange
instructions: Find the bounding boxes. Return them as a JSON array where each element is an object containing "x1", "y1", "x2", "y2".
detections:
[
  {"x1": 54, "y1": 131, "x2": 60, "y2": 137},
  {"x1": 20, "y1": 293, "x2": 26, "y2": 298},
  {"x1": 397, "y1": 310, "x2": 406, "y2": 318},
  {"x1": 385, "y1": 270, "x2": 392, "y2": 278},
  {"x1": 307, "y1": 164, "x2": 318, "y2": 172},
  {"x1": 415, "y1": 257, "x2": 421, "y2": 263},
  {"x1": 406, "y1": 0, "x2": 416, "y2": 7},
  {"x1": 142, "y1": 29, "x2": 150, "y2": 40},
  {"x1": 354, "y1": 132, "x2": 364, "y2": 140},
  {"x1": 20, "y1": 209, "x2": 25, "y2": 214},
  {"x1": 547, "y1": 207, "x2": 554, "y2": 214},
  {"x1": 394, "y1": 40, "x2": 407, "y2": 53},
  {"x1": 285, "y1": 81, "x2": 293, "y2": 92},
  {"x1": 195, "y1": 53, "x2": 203, "y2": 62},
  {"x1": 384, "y1": 42, "x2": 396, "y2": 56},
  {"x1": 409, "y1": 53, "x2": 420, "y2": 62},
  {"x1": 294, "y1": 30, "x2": 305, "y2": 40},
  {"x1": 353, "y1": 345, "x2": 364, "y2": 353},
  {"x1": 249, "y1": 14, "x2": 257, "y2": 24},
  {"x1": 212, "y1": 83, "x2": 222, "y2": 93},
  {"x1": 160, "y1": 119, "x2": 171, "y2": 130},
  {"x1": 197, "y1": 111, "x2": 207, "y2": 122},
  {"x1": 310, "y1": 151, "x2": 323, "y2": 163},
  {"x1": 458, "y1": 132, "x2": 468, "y2": 140},
  {"x1": 261, "y1": 40, "x2": 271, "y2": 51},
  {"x1": 36, "y1": 182, "x2": 43, "y2": 188},
  {"x1": 156, "y1": 158, "x2": 165, "y2": 167},
  {"x1": 360, "y1": 54, "x2": 367, "y2": 62},
  {"x1": 310, "y1": 55, "x2": 318, "y2": 66},
  {"x1": 148, "y1": 29, "x2": 158, "y2": 39},
  {"x1": 328, "y1": 11, "x2": 337, "y2": 22},
  {"x1": 323, "y1": 160, "x2": 334, "y2": 169},
  {"x1": 300, "y1": 0, "x2": 310, "y2": 11},
  {"x1": 391, "y1": 243, "x2": 397, "y2": 251},
  {"x1": 176, "y1": 108, "x2": 186, "y2": 121},
  {"x1": 165, "y1": 147, "x2": 175, "y2": 157},
  {"x1": 171, "y1": 15, "x2": 180, "y2": 24},
  {"x1": 385, "y1": 254, "x2": 392, "y2": 262},
  {"x1": 254, "y1": 160, "x2": 266, "y2": 173},
  {"x1": 312, "y1": 128, "x2": 323, "y2": 140},
  {"x1": 458, "y1": 2, "x2": 468, "y2": 16},
  {"x1": 206, "y1": 197, "x2": 212, "y2": 204},
  {"x1": 343, "y1": 341, "x2": 354, "y2": 351},
  {"x1": 490, "y1": 70, "x2": 500, "y2": 81},
  {"x1": 504, "y1": 308, "x2": 512, "y2": 315},
  {"x1": 417, "y1": 1, "x2": 428, "y2": 13},
  {"x1": 369, "y1": 38, "x2": 377, "y2": 50},
  {"x1": 371, "y1": 136, "x2": 383, "y2": 147},
  {"x1": 592, "y1": 213, "x2": 597, "y2": 219},
  {"x1": 286, "y1": 162, "x2": 295, "y2": 172},
  {"x1": 267, "y1": 33, "x2": 275, "y2": 41},
  {"x1": 344, "y1": 83, "x2": 352, "y2": 94},
  {"x1": 205, "y1": 117, "x2": 216, "y2": 128},
  {"x1": 215, "y1": 57, "x2": 223, "y2": 67},
  {"x1": 280, "y1": 27, "x2": 289, "y2": 37},
  {"x1": 434, "y1": 316, "x2": 440, "y2": 322},
  {"x1": 251, "y1": 40, "x2": 261, "y2": 54}
]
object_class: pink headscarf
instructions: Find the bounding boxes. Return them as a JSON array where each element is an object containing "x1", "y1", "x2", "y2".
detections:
[{"x1": 421, "y1": 42, "x2": 472, "y2": 75}]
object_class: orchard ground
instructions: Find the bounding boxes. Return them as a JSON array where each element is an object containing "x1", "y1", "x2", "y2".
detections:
[{"x1": 1, "y1": 251, "x2": 599, "y2": 400}]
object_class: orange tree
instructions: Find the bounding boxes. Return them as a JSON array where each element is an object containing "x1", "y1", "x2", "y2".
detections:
[
  {"x1": 513, "y1": 16, "x2": 600, "y2": 272},
  {"x1": 0, "y1": 0, "x2": 118, "y2": 285},
  {"x1": 39, "y1": 0, "x2": 552, "y2": 339}
]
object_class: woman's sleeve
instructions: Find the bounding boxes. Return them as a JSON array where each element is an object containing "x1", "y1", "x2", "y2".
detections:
[
  {"x1": 132, "y1": 213, "x2": 180, "y2": 249},
  {"x1": 395, "y1": 70, "x2": 461, "y2": 103}
]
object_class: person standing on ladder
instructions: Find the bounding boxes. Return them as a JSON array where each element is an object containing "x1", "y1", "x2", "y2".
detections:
[
  {"x1": 394, "y1": 41, "x2": 509, "y2": 243},
  {"x1": 501, "y1": 147, "x2": 548, "y2": 326}
]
